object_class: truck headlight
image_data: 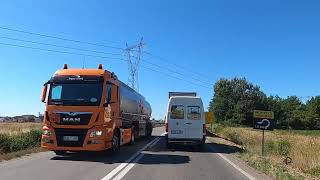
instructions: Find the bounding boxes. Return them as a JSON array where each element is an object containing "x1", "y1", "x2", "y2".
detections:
[
  {"x1": 42, "y1": 129, "x2": 51, "y2": 136},
  {"x1": 90, "y1": 130, "x2": 103, "y2": 137}
]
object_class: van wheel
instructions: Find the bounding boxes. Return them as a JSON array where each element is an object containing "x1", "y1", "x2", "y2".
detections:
[
  {"x1": 54, "y1": 150, "x2": 66, "y2": 156},
  {"x1": 198, "y1": 136, "x2": 206, "y2": 149},
  {"x1": 112, "y1": 131, "x2": 120, "y2": 151}
]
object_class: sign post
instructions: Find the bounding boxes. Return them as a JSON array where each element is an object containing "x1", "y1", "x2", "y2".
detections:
[
  {"x1": 205, "y1": 112, "x2": 214, "y2": 132},
  {"x1": 253, "y1": 110, "x2": 274, "y2": 156}
]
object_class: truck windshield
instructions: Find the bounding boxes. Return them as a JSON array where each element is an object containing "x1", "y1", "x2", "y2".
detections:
[{"x1": 48, "y1": 83, "x2": 103, "y2": 106}]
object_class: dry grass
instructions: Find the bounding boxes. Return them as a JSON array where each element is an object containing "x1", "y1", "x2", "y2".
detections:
[
  {"x1": 210, "y1": 124, "x2": 320, "y2": 180},
  {"x1": 0, "y1": 123, "x2": 43, "y2": 161},
  {"x1": 0, "y1": 123, "x2": 42, "y2": 135},
  {"x1": 0, "y1": 147, "x2": 45, "y2": 162}
]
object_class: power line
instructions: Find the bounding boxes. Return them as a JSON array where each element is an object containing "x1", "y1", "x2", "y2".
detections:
[
  {"x1": 142, "y1": 58, "x2": 214, "y2": 86},
  {"x1": 143, "y1": 51, "x2": 213, "y2": 82},
  {"x1": 0, "y1": 36, "x2": 124, "y2": 57},
  {"x1": 0, "y1": 42, "x2": 127, "y2": 61},
  {"x1": 0, "y1": 25, "x2": 125, "y2": 50},
  {"x1": 140, "y1": 64, "x2": 212, "y2": 89},
  {"x1": 1, "y1": 34, "x2": 212, "y2": 86},
  {"x1": 1, "y1": 35, "x2": 209, "y2": 85},
  {"x1": 0, "y1": 25, "x2": 214, "y2": 86},
  {"x1": 0, "y1": 42, "x2": 212, "y2": 89}
]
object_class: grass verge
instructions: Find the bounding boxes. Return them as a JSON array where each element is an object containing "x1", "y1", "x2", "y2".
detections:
[
  {"x1": 208, "y1": 123, "x2": 320, "y2": 180},
  {"x1": 0, "y1": 123, "x2": 43, "y2": 161},
  {"x1": 0, "y1": 147, "x2": 45, "y2": 161}
]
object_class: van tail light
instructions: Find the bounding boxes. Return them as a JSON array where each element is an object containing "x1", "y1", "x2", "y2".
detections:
[
  {"x1": 165, "y1": 123, "x2": 168, "y2": 132},
  {"x1": 203, "y1": 124, "x2": 206, "y2": 134}
]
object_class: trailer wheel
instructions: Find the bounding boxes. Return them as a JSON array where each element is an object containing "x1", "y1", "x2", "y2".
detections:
[
  {"x1": 146, "y1": 123, "x2": 152, "y2": 137},
  {"x1": 111, "y1": 130, "x2": 120, "y2": 151},
  {"x1": 129, "y1": 127, "x2": 135, "y2": 145}
]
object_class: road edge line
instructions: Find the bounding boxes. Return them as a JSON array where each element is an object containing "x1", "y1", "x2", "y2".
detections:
[{"x1": 207, "y1": 145, "x2": 257, "y2": 180}]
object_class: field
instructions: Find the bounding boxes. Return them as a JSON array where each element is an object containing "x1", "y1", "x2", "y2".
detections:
[
  {"x1": 0, "y1": 123, "x2": 42, "y2": 135},
  {"x1": 0, "y1": 123, "x2": 43, "y2": 161},
  {"x1": 209, "y1": 123, "x2": 320, "y2": 180}
]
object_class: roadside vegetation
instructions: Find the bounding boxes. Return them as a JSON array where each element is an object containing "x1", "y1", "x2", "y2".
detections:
[
  {"x1": 0, "y1": 123, "x2": 43, "y2": 161},
  {"x1": 209, "y1": 123, "x2": 320, "y2": 179},
  {"x1": 208, "y1": 78, "x2": 320, "y2": 130},
  {"x1": 207, "y1": 77, "x2": 320, "y2": 179}
]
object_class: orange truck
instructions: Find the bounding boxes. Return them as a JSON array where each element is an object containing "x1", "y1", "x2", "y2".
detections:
[{"x1": 40, "y1": 64, "x2": 153, "y2": 155}]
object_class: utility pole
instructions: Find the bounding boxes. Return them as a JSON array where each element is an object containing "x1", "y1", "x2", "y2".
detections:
[{"x1": 125, "y1": 38, "x2": 145, "y2": 91}]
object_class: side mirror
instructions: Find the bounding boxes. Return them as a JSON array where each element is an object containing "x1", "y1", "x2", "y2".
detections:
[{"x1": 41, "y1": 85, "x2": 48, "y2": 103}]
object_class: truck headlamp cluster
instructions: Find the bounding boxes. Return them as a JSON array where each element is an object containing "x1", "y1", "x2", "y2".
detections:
[
  {"x1": 42, "y1": 129, "x2": 51, "y2": 136},
  {"x1": 90, "y1": 130, "x2": 103, "y2": 138}
]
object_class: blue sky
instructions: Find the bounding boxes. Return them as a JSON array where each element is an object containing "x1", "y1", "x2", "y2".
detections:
[{"x1": 0, "y1": 0, "x2": 319, "y2": 119}]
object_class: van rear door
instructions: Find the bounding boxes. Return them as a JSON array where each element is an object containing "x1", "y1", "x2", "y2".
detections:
[
  {"x1": 168, "y1": 105, "x2": 186, "y2": 139},
  {"x1": 185, "y1": 106, "x2": 203, "y2": 139}
]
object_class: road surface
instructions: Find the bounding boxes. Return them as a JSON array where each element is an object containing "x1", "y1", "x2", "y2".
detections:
[{"x1": 0, "y1": 127, "x2": 270, "y2": 180}]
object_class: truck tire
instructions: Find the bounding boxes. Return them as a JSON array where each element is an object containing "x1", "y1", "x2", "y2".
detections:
[
  {"x1": 54, "y1": 150, "x2": 66, "y2": 156},
  {"x1": 111, "y1": 130, "x2": 120, "y2": 151},
  {"x1": 146, "y1": 123, "x2": 152, "y2": 138},
  {"x1": 129, "y1": 127, "x2": 135, "y2": 145}
]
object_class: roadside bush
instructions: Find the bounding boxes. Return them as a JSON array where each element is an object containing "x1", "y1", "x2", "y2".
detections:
[
  {"x1": 278, "y1": 140, "x2": 291, "y2": 156},
  {"x1": 266, "y1": 140, "x2": 291, "y2": 156},
  {"x1": 210, "y1": 123, "x2": 226, "y2": 134},
  {"x1": 0, "y1": 129, "x2": 41, "y2": 153},
  {"x1": 226, "y1": 131, "x2": 243, "y2": 145}
]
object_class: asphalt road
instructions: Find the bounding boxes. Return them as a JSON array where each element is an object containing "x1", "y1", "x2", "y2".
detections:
[{"x1": 0, "y1": 127, "x2": 270, "y2": 180}]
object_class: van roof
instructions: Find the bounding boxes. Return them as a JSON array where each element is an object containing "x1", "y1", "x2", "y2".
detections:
[{"x1": 169, "y1": 96, "x2": 201, "y2": 100}]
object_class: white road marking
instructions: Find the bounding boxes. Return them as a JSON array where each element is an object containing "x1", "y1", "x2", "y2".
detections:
[
  {"x1": 101, "y1": 137, "x2": 159, "y2": 180},
  {"x1": 207, "y1": 145, "x2": 256, "y2": 180},
  {"x1": 101, "y1": 133, "x2": 165, "y2": 180},
  {"x1": 113, "y1": 138, "x2": 162, "y2": 180}
]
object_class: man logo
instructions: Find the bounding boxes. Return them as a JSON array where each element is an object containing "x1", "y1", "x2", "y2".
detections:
[
  {"x1": 68, "y1": 112, "x2": 77, "y2": 116},
  {"x1": 62, "y1": 117, "x2": 81, "y2": 123}
]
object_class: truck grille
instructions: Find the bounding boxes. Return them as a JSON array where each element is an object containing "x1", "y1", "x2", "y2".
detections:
[
  {"x1": 56, "y1": 112, "x2": 92, "y2": 125},
  {"x1": 54, "y1": 128, "x2": 88, "y2": 147}
]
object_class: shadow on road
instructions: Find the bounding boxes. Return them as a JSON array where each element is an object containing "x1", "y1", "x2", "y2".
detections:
[
  {"x1": 50, "y1": 135, "x2": 242, "y2": 165},
  {"x1": 50, "y1": 135, "x2": 188, "y2": 165},
  {"x1": 147, "y1": 138, "x2": 243, "y2": 154},
  {"x1": 138, "y1": 153, "x2": 190, "y2": 164}
]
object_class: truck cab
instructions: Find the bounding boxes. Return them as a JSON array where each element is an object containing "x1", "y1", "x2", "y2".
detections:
[
  {"x1": 165, "y1": 93, "x2": 206, "y2": 148},
  {"x1": 40, "y1": 64, "x2": 152, "y2": 155}
]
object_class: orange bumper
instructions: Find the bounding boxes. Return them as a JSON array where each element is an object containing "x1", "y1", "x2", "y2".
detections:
[
  {"x1": 41, "y1": 126, "x2": 113, "y2": 152},
  {"x1": 41, "y1": 138, "x2": 112, "y2": 151}
]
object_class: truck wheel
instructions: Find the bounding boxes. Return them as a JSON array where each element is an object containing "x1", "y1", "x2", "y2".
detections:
[
  {"x1": 54, "y1": 150, "x2": 66, "y2": 156},
  {"x1": 129, "y1": 128, "x2": 135, "y2": 145},
  {"x1": 111, "y1": 131, "x2": 120, "y2": 151},
  {"x1": 148, "y1": 123, "x2": 153, "y2": 137},
  {"x1": 146, "y1": 123, "x2": 152, "y2": 137}
]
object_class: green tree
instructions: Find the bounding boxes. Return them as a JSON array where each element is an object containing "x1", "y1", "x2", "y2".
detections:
[
  {"x1": 209, "y1": 78, "x2": 266, "y2": 125},
  {"x1": 305, "y1": 96, "x2": 320, "y2": 130}
]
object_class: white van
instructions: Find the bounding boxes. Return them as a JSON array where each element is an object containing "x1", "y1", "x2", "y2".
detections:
[{"x1": 165, "y1": 94, "x2": 206, "y2": 148}]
